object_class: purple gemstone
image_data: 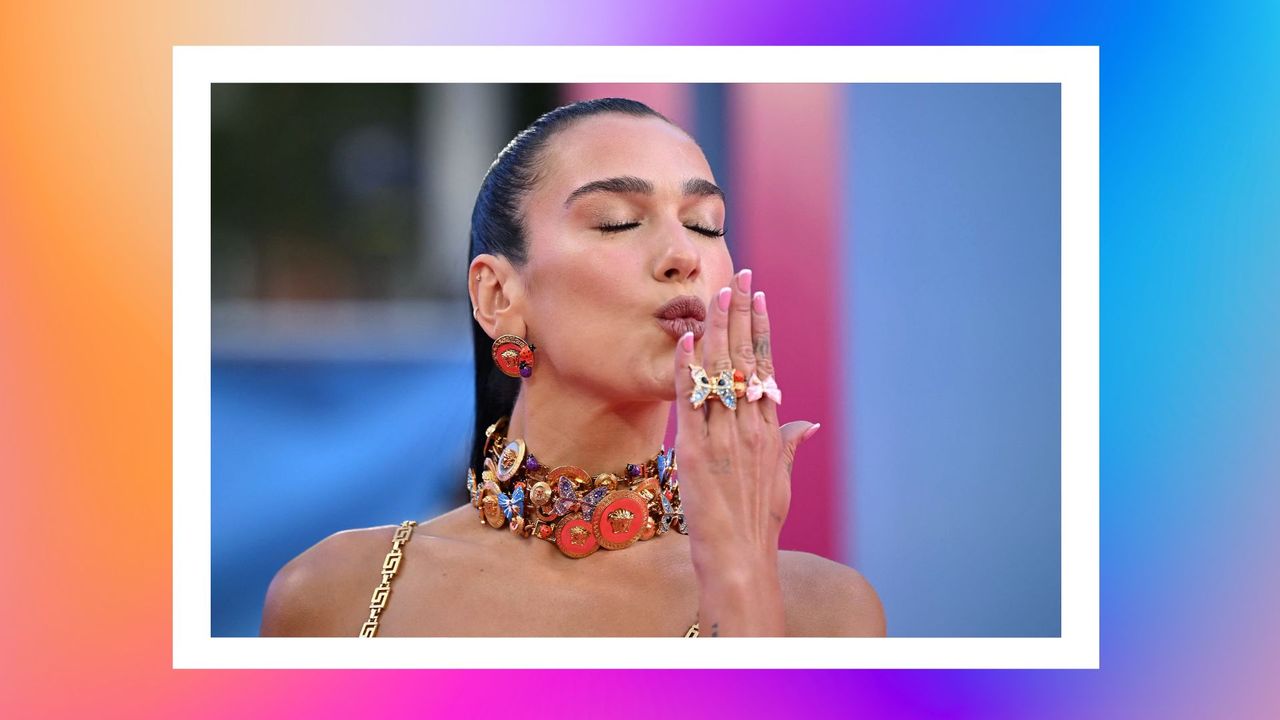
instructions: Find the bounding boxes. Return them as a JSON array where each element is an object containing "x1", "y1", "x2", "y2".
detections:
[
  {"x1": 525, "y1": 454, "x2": 540, "y2": 470},
  {"x1": 519, "y1": 365, "x2": 531, "y2": 378},
  {"x1": 626, "y1": 463, "x2": 640, "y2": 477}
]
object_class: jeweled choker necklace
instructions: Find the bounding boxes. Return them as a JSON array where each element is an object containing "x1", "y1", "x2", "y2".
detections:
[{"x1": 466, "y1": 416, "x2": 687, "y2": 558}]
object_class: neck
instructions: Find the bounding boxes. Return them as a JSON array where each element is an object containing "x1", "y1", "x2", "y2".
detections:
[{"x1": 504, "y1": 377, "x2": 672, "y2": 474}]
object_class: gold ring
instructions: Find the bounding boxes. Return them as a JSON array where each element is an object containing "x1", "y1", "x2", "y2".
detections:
[{"x1": 689, "y1": 364, "x2": 738, "y2": 411}]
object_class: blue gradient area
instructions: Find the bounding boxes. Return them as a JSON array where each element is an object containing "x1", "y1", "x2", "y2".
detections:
[
  {"x1": 211, "y1": 358, "x2": 471, "y2": 636},
  {"x1": 844, "y1": 84, "x2": 1062, "y2": 636},
  {"x1": 1092, "y1": 2, "x2": 1280, "y2": 712}
]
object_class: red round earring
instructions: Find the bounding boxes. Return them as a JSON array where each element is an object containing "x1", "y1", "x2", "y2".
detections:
[{"x1": 491, "y1": 334, "x2": 537, "y2": 378}]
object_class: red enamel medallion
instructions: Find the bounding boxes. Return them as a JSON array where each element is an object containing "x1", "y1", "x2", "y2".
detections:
[
  {"x1": 554, "y1": 513, "x2": 598, "y2": 558},
  {"x1": 592, "y1": 490, "x2": 647, "y2": 551}
]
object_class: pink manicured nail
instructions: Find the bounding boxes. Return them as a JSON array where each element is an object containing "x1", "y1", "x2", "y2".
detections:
[
  {"x1": 753, "y1": 291, "x2": 766, "y2": 314},
  {"x1": 736, "y1": 268, "x2": 752, "y2": 292},
  {"x1": 717, "y1": 287, "x2": 731, "y2": 311},
  {"x1": 680, "y1": 331, "x2": 694, "y2": 352},
  {"x1": 802, "y1": 423, "x2": 822, "y2": 441}
]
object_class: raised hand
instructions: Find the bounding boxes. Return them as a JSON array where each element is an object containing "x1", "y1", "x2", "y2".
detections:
[{"x1": 673, "y1": 268, "x2": 821, "y2": 636}]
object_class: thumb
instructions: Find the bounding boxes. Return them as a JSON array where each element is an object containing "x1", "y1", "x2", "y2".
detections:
[{"x1": 779, "y1": 421, "x2": 821, "y2": 465}]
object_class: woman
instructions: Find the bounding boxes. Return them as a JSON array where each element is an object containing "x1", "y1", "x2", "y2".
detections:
[{"x1": 260, "y1": 97, "x2": 885, "y2": 637}]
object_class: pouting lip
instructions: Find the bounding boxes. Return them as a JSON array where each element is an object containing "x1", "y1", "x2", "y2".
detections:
[
  {"x1": 654, "y1": 294, "x2": 707, "y2": 322},
  {"x1": 655, "y1": 317, "x2": 706, "y2": 342}
]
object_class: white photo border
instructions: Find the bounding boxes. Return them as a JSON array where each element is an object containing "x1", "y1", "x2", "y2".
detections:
[{"x1": 174, "y1": 45, "x2": 1099, "y2": 669}]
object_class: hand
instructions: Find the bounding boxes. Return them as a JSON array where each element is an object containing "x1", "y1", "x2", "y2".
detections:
[{"x1": 673, "y1": 268, "x2": 821, "y2": 636}]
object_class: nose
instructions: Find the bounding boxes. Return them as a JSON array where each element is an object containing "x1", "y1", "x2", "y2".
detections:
[{"x1": 655, "y1": 220, "x2": 701, "y2": 282}]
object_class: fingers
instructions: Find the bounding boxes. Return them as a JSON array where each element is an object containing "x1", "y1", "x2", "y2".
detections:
[
  {"x1": 727, "y1": 269, "x2": 759, "y2": 429},
  {"x1": 673, "y1": 329, "x2": 707, "y2": 438},
  {"x1": 702, "y1": 284, "x2": 736, "y2": 435},
  {"x1": 779, "y1": 421, "x2": 820, "y2": 469},
  {"x1": 750, "y1": 289, "x2": 779, "y2": 427}
]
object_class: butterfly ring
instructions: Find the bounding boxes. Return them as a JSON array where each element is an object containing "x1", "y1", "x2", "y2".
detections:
[{"x1": 688, "y1": 364, "x2": 739, "y2": 411}]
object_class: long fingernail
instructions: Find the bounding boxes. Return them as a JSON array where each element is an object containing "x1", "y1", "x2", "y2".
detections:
[
  {"x1": 802, "y1": 423, "x2": 822, "y2": 441},
  {"x1": 736, "y1": 268, "x2": 752, "y2": 292},
  {"x1": 680, "y1": 331, "x2": 694, "y2": 352},
  {"x1": 753, "y1": 291, "x2": 766, "y2": 314},
  {"x1": 717, "y1": 286, "x2": 731, "y2": 311}
]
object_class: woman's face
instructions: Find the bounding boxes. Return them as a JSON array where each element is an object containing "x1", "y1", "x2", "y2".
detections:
[{"x1": 517, "y1": 113, "x2": 734, "y2": 401}]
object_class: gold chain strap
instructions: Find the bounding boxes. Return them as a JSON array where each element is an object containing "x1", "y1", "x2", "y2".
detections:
[
  {"x1": 358, "y1": 520, "x2": 417, "y2": 638},
  {"x1": 358, "y1": 519, "x2": 700, "y2": 637}
]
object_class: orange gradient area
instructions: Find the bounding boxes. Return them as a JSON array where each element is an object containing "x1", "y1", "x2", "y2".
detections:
[{"x1": 1, "y1": 4, "x2": 337, "y2": 715}]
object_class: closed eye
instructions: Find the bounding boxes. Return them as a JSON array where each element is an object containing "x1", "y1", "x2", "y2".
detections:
[{"x1": 597, "y1": 221, "x2": 726, "y2": 238}]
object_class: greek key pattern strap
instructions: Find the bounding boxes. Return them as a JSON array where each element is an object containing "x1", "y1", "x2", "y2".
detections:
[
  {"x1": 358, "y1": 520, "x2": 417, "y2": 638},
  {"x1": 685, "y1": 622, "x2": 700, "y2": 638}
]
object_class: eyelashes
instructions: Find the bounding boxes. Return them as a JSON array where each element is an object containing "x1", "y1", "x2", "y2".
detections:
[{"x1": 596, "y1": 221, "x2": 726, "y2": 238}]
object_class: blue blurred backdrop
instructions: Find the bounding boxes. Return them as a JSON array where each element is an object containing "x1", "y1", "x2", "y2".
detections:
[{"x1": 844, "y1": 84, "x2": 1061, "y2": 636}]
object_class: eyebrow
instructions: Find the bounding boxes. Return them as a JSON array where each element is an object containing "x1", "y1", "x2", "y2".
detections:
[{"x1": 563, "y1": 175, "x2": 725, "y2": 209}]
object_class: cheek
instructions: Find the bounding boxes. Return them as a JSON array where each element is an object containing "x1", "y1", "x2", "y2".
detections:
[
  {"x1": 706, "y1": 252, "x2": 735, "y2": 292},
  {"x1": 536, "y1": 243, "x2": 648, "y2": 317},
  {"x1": 528, "y1": 262, "x2": 631, "y2": 352}
]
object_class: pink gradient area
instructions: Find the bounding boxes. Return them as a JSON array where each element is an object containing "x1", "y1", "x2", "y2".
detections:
[{"x1": 731, "y1": 84, "x2": 845, "y2": 559}]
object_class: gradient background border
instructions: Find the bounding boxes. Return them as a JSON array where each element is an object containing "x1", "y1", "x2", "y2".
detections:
[
  {"x1": 3, "y1": 1, "x2": 1278, "y2": 717},
  {"x1": 183, "y1": 47, "x2": 1089, "y2": 665}
]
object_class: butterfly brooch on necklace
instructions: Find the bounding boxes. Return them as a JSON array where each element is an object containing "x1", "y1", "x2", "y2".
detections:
[
  {"x1": 656, "y1": 445, "x2": 674, "y2": 485},
  {"x1": 482, "y1": 477, "x2": 526, "y2": 521},
  {"x1": 553, "y1": 476, "x2": 609, "y2": 520},
  {"x1": 654, "y1": 446, "x2": 685, "y2": 534},
  {"x1": 498, "y1": 484, "x2": 525, "y2": 520}
]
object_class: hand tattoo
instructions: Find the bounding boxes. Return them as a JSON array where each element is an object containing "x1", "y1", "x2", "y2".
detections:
[{"x1": 754, "y1": 336, "x2": 770, "y2": 359}]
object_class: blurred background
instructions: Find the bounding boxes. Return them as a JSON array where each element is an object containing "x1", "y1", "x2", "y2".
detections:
[{"x1": 212, "y1": 83, "x2": 1061, "y2": 638}]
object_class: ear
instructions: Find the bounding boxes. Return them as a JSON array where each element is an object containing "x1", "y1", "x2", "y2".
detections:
[{"x1": 469, "y1": 254, "x2": 524, "y2": 338}]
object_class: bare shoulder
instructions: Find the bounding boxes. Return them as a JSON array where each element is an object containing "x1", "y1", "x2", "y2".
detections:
[
  {"x1": 259, "y1": 505, "x2": 487, "y2": 636},
  {"x1": 259, "y1": 522, "x2": 404, "y2": 637},
  {"x1": 779, "y1": 550, "x2": 887, "y2": 637}
]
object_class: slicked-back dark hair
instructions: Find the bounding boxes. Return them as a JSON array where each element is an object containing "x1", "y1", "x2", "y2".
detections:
[{"x1": 467, "y1": 97, "x2": 676, "y2": 474}]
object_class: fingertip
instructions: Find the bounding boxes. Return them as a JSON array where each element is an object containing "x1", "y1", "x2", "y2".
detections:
[{"x1": 679, "y1": 331, "x2": 694, "y2": 353}]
